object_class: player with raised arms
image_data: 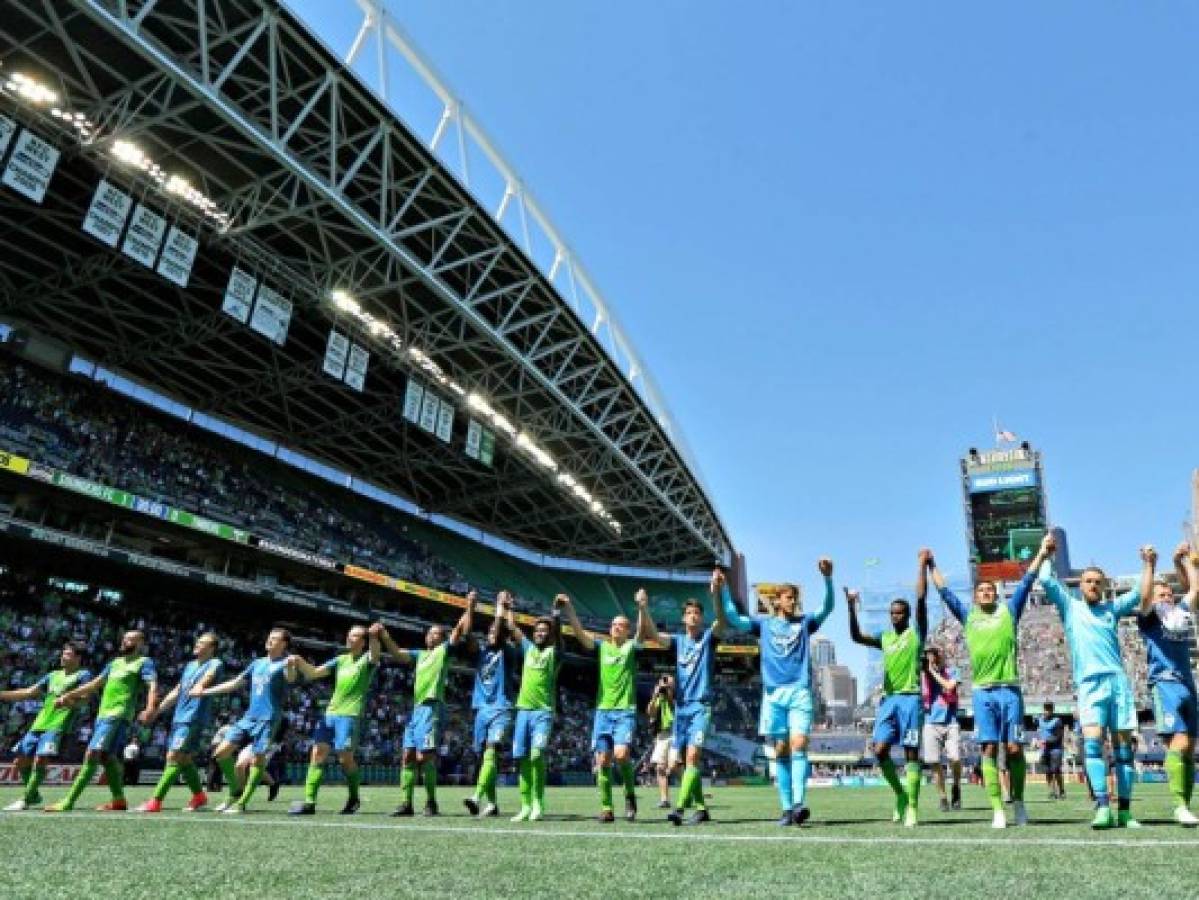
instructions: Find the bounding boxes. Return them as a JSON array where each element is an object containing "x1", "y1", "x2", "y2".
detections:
[
  {"x1": 45, "y1": 630, "x2": 157, "y2": 812},
  {"x1": 559, "y1": 593, "x2": 648, "y2": 822},
  {"x1": 195, "y1": 627, "x2": 298, "y2": 814},
  {"x1": 136, "y1": 632, "x2": 223, "y2": 813},
  {"x1": 848, "y1": 561, "x2": 927, "y2": 827},
  {"x1": 925, "y1": 541, "x2": 1051, "y2": 828},
  {"x1": 373, "y1": 600, "x2": 472, "y2": 817},
  {"x1": 1036, "y1": 534, "x2": 1153, "y2": 829},
  {"x1": 288, "y1": 623, "x2": 381, "y2": 816},
  {"x1": 507, "y1": 595, "x2": 566, "y2": 822},
  {"x1": 0, "y1": 641, "x2": 91, "y2": 811},
  {"x1": 641, "y1": 575, "x2": 731, "y2": 826},
  {"x1": 718, "y1": 561, "x2": 835, "y2": 826},
  {"x1": 1138, "y1": 542, "x2": 1199, "y2": 826},
  {"x1": 462, "y1": 590, "x2": 521, "y2": 818}
]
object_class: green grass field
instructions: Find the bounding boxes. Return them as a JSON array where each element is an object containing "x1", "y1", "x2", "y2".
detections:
[{"x1": 2, "y1": 782, "x2": 1196, "y2": 899}]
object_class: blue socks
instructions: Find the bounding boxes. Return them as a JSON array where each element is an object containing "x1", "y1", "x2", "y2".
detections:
[
  {"x1": 1084, "y1": 738, "x2": 1108, "y2": 806},
  {"x1": 775, "y1": 754, "x2": 793, "y2": 812},
  {"x1": 1114, "y1": 743, "x2": 1134, "y2": 802},
  {"x1": 790, "y1": 751, "x2": 810, "y2": 807}
]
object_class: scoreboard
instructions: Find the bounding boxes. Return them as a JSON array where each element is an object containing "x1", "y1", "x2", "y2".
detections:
[{"x1": 962, "y1": 446, "x2": 1047, "y2": 583}]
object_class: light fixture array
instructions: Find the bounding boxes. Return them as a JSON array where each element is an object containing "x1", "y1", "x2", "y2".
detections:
[{"x1": 109, "y1": 139, "x2": 232, "y2": 229}]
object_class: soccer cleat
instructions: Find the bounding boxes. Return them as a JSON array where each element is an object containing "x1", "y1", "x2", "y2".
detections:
[
  {"x1": 1012, "y1": 801, "x2": 1029, "y2": 826},
  {"x1": 340, "y1": 798, "x2": 361, "y2": 816},
  {"x1": 950, "y1": 785, "x2": 961, "y2": 810},
  {"x1": 1117, "y1": 810, "x2": 1141, "y2": 829},
  {"x1": 422, "y1": 800, "x2": 439, "y2": 817},
  {"x1": 892, "y1": 794, "x2": 908, "y2": 824},
  {"x1": 43, "y1": 801, "x2": 72, "y2": 813},
  {"x1": 657, "y1": 799, "x2": 671, "y2": 809},
  {"x1": 288, "y1": 801, "x2": 316, "y2": 816},
  {"x1": 776, "y1": 811, "x2": 794, "y2": 826},
  {"x1": 221, "y1": 803, "x2": 245, "y2": 815},
  {"x1": 183, "y1": 792, "x2": 208, "y2": 812},
  {"x1": 991, "y1": 810, "x2": 1007, "y2": 829},
  {"x1": 135, "y1": 799, "x2": 163, "y2": 813},
  {"x1": 479, "y1": 802, "x2": 499, "y2": 818},
  {"x1": 96, "y1": 800, "x2": 128, "y2": 812},
  {"x1": 1174, "y1": 806, "x2": 1199, "y2": 827},
  {"x1": 463, "y1": 797, "x2": 480, "y2": 816},
  {"x1": 903, "y1": 806, "x2": 918, "y2": 828},
  {"x1": 598, "y1": 809, "x2": 616, "y2": 823},
  {"x1": 391, "y1": 802, "x2": 415, "y2": 817},
  {"x1": 939, "y1": 798, "x2": 950, "y2": 813},
  {"x1": 624, "y1": 795, "x2": 637, "y2": 822},
  {"x1": 1091, "y1": 807, "x2": 1115, "y2": 830},
  {"x1": 667, "y1": 808, "x2": 685, "y2": 827},
  {"x1": 791, "y1": 805, "x2": 810, "y2": 826},
  {"x1": 214, "y1": 800, "x2": 234, "y2": 813},
  {"x1": 3, "y1": 799, "x2": 28, "y2": 812},
  {"x1": 510, "y1": 805, "x2": 532, "y2": 822},
  {"x1": 529, "y1": 801, "x2": 543, "y2": 822},
  {"x1": 686, "y1": 809, "x2": 711, "y2": 826},
  {"x1": 267, "y1": 782, "x2": 280, "y2": 802}
]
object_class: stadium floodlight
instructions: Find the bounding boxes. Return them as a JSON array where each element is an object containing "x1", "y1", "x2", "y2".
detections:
[
  {"x1": 4, "y1": 72, "x2": 58, "y2": 105},
  {"x1": 466, "y1": 392, "x2": 491, "y2": 414},
  {"x1": 331, "y1": 289, "x2": 360, "y2": 314}
]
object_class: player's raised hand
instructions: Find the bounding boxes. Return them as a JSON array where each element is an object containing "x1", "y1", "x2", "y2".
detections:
[
  {"x1": 187, "y1": 683, "x2": 205, "y2": 698},
  {"x1": 553, "y1": 593, "x2": 570, "y2": 609},
  {"x1": 844, "y1": 587, "x2": 860, "y2": 608},
  {"x1": 466, "y1": 589, "x2": 479, "y2": 605},
  {"x1": 918, "y1": 548, "x2": 933, "y2": 569},
  {"x1": 634, "y1": 588, "x2": 649, "y2": 608},
  {"x1": 1174, "y1": 541, "x2": 1190, "y2": 561},
  {"x1": 1140, "y1": 545, "x2": 1157, "y2": 566},
  {"x1": 817, "y1": 557, "x2": 833, "y2": 577},
  {"x1": 1040, "y1": 532, "x2": 1057, "y2": 555},
  {"x1": 368, "y1": 622, "x2": 385, "y2": 638},
  {"x1": 709, "y1": 568, "x2": 725, "y2": 594},
  {"x1": 137, "y1": 708, "x2": 155, "y2": 725},
  {"x1": 496, "y1": 590, "x2": 512, "y2": 610}
]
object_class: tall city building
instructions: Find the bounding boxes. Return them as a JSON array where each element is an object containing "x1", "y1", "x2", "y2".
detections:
[
  {"x1": 811, "y1": 634, "x2": 835, "y2": 668},
  {"x1": 817, "y1": 664, "x2": 858, "y2": 727},
  {"x1": 961, "y1": 442, "x2": 1049, "y2": 584}
]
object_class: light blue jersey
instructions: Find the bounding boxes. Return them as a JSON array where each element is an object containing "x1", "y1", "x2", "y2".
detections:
[
  {"x1": 1139, "y1": 600, "x2": 1195, "y2": 685},
  {"x1": 243, "y1": 657, "x2": 290, "y2": 719},
  {"x1": 471, "y1": 642, "x2": 520, "y2": 709},
  {"x1": 1037, "y1": 714, "x2": 1064, "y2": 746},
  {"x1": 721, "y1": 579, "x2": 834, "y2": 690},
  {"x1": 1039, "y1": 568, "x2": 1140, "y2": 683},
  {"x1": 172, "y1": 658, "x2": 223, "y2": 726},
  {"x1": 671, "y1": 625, "x2": 717, "y2": 705}
]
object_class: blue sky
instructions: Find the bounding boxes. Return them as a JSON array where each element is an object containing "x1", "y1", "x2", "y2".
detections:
[{"x1": 289, "y1": 1, "x2": 1199, "y2": 680}]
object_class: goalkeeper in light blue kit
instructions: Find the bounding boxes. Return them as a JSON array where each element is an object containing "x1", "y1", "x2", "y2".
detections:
[
  {"x1": 719, "y1": 558, "x2": 836, "y2": 826},
  {"x1": 1036, "y1": 533, "x2": 1154, "y2": 829}
]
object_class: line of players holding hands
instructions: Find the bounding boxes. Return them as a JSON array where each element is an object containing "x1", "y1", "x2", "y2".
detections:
[{"x1": 2, "y1": 532, "x2": 1197, "y2": 831}]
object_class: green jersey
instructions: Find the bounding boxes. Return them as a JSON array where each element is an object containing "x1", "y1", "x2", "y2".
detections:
[
  {"x1": 654, "y1": 696, "x2": 675, "y2": 733},
  {"x1": 962, "y1": 604, "x2": 1020, "y2": 687},
  {"x1": 412, "y1": 643, "x2": 453, "y2": 705},
  {"x1": 96, "y1": 655, "x2": 157, "y2": 721},
  {"x1": 878, "y1": 627, "x2": 921, "y2": 695},
  {"x1": 324, "y1": 652, "x2": 377, "y2": 717},
  {"x1": 596, "y1": 639, "x2": 639, "y2": 710},
  {"x1": 30, "y1": 668, "x2": 91, "y2": 733},
  {"x1": 516, "y1": 639, "x2": 560, "y2": 711}
]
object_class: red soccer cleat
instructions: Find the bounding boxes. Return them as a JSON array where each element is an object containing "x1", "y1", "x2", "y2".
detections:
[
  {"x1": 95, "y1": 799, "x2": 129, "y2": 812},
  {"x1": 183, "y1": 792, "x2": 209, "y2": 812},
  {"x1": 135, "y1": 799, "x2": 163, "y2": 813}
]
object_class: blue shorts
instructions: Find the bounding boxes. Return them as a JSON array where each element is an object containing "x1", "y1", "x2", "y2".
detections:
[
  {"x1": 313, "y1": 714, "x2": 362, "y2": 753},
  {"x1": 672, "y1": 702, "x2": 711, "y2": 751},
  {"x1": 1078, "y1": 673, "x2": 1137, "y2": 732},
  {"x1": 472, "y1": 706, "x2": 514, "y2": 752},
  {"x1": 972, "y1": 685, "x2": 1026, "y2": 745},
  {"x1": 167, "y1": 722, "x2": 205, "y2": 755},
  {"x1": 16, "y1": 729, "x2": 63, "y2": 758},
  {"x1": 88, "y1": 718, "x2": 131, "y2": 754},
  {"x1": 873, "y1": 694, "x2": 923, "y2": 748},
  {"x1": 1039, "y1": 746, "x2": 1064, "y2": 772},
  {"x1": 403, "y1": 703, "x2": 444, "y2": 752},
  {"x1": 512, "y1": 709, "x2": 554, "y2": 759},
  {"x1": 226, "y1": 715, "x2": 279, "y2": 755},
  {"x1": 591, "y1": 709, "x2": 637, "y2": 753},
  {"x1": 1153, "y1": 680, "x2": 1198, "y2": 738},
  {"x1": 758, "y1": 684, "x2": 814, "y2": 739}
]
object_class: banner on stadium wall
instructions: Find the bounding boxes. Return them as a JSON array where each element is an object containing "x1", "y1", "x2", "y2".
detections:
[
  {"x1": 418, "y1": 390, "x2": 440, "y2": 433},
  {"x1": 121, "y1": 203, "x2": 167, "y2": 268},
  {"x1": 249, "y1": 285, "x2": 292, "y2": 345},
  {"x1": 403, "y1": 378, "x2": 425, "y2": 423},
  {"x1": 479, "y1": 428, "x2": 496, "y2": 466},
  {"x1": 2, "y1": 128, "x2": 59, "y2": 203},
  {"x1": 435, "y1": 397, "x2": 454, "y2": 443},
  {"x1": 967, "y1": 468, "x2": 1037, "y2": 494},
  {"x1": 465, "y1": 419, "x2": 483, "y2": 459},
  {"x1": 344, "y1": 344, "x2": 369, "y2": 392},
  {"x1": 82, "y1": 179, "x2": 134, "y2": 248},
  {"x1": 0, "y1": 114, "x2": 16, "y2": 159},
  {"x1": 0, "y1": 763, "x2": 81, "y2": 786},
  {"x1": 323, "y1": 329, "x2": 350, "y2": 379},
  {"x1": 0, "y1": 449, "x2": 29, "y2": 475},
  {"x1": 156, "y1": 225, "x2": 199, "y2": 288},
  {"x1": 222, "y1": 267, "x2": 257, "y2": 324},
  {"x1": 253, "y1": 537, "x2": 338, "y2": 571}
]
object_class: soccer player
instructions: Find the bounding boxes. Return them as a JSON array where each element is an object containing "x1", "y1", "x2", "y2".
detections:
[
  {"x1": 373, "y1": 604, "x2": 472, "y2": 817},
  {"x1": 646, "y1": 674, "x2": 677, "y2": 810},
  {"x1": 927, "y1": 542, "x2": 1049, "y2": 828},
  {"x1": 136, "y1": 632, "x2": 223, "y2": 813},
  {"x1": 44, "y1": 630, "x2": 158, "y2": 812},
  {"x1": 920, "y1": 646, "x2": 963, "y2": 812},
  {"x1": 0, "y1": 642, "x2": 91, "y2": 811},
  {"x1": 288, "y1": 623, "x2": 381, "y2": 816},
  {"x1": 848, "y1": 561, "x2": 927, "y2": 827},
  {"x1": 1138, "y1": 541, "x2": 1199, "y2": 826},
  {"x1": 196, "y1": 627, "x2": 298, "y2": 814},
  {"x1": 1035, "y1": 702, "x2": 1066, "y2": 801},
  {"x1": 719, "y1": 560, "x2": 835, "y2": 826},
  {"x1": 643, "y1": 571, "x2": 732, "y2": 826},
  {"x1": 461, "y1": 590, "x2": 520, "y2": 818},
  {"x1": 507, "y1": 596, "x2": 566, "y2": 822},
  {"x1": 1037, "y1": 534, "x2": 1154, "y2": 829},
  {"x1": 560, "y1": 591, "x2": 649, "y2": 822}
]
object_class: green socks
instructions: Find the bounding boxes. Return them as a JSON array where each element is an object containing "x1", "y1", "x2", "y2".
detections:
[
  {"x1": 18, "y1": 764, "x2": 31, "y2": 789},
  {"x1": 304, "y1": 764, "x2": 325, "y2": 804},
  {"x1": 982, "y1": 757, "x2": 1003, "y2": 812},
  {"x1": 518, "y1": 758, "x2": 533, "y2": 807},
  {"x1": 218, "y1": 756, "x2": 240, "y2": 799},
  {"x1": 1185, "y1": 754, "x2": 1195, "y2": 804},
  {"x1": 1008, "y1": 751, "x2": 1026, "y2": 802},
  {"x1": 153, "y1": 763, "x2": 180, "y2": 801},
  {"x1": 477, "y1": 748, "x2": 498, "y2": 803},
  {"x1": 904, "y1": 761, "x2": 921, "y2": 807},
  {"x1": 531, "y1": 750, "x2": 547, "y2": 804},
  {"x1": 1167, "y1": 750, "x2": 1186, "y2": 806},
  {"x1": 237, "y1": 765, "x2": 264, "y2": 806},
  {"x1": 181, "y1": 763, "x2": 203, "y2": 796},
  {"x1": 62, "y1": 759, "x2": 98, "y2": 807},
  {"x1": 680, "y1": 766, "x2": 703, "y2": 810},
  {"x1": 422, "y1": 759, "x2": 437, "y2": 802},
  {"x1": 103, "y1": 758, "x2": 125, "y2": 800},
  {"x1": 879, "y1": 757, "x2": 904, "y2": 798},
  {"x1": 619, "y1": 761, "x2": 636, "y2": 800},
  {"x1": 400, "y1": 765, "x2": 416, "y2": 805},
  {"x1": 346, "y1": 768, "x2": 361, "y2": 801},
  {"x1": 24, "y1": 765, "x2": 46, "y2": 803},
  {"x1": 598, "y1": 766, "x2": 613, "y2": 810}
]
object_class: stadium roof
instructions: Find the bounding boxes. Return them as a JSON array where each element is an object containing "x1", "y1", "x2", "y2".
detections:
[{"x1": 0, "y1": 0, "x2": 733, "y2": 568}]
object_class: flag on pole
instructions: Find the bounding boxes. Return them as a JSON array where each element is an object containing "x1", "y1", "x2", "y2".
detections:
[{"x1": 996, "y1": 428, "x2": 1017, "y2": 443}]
